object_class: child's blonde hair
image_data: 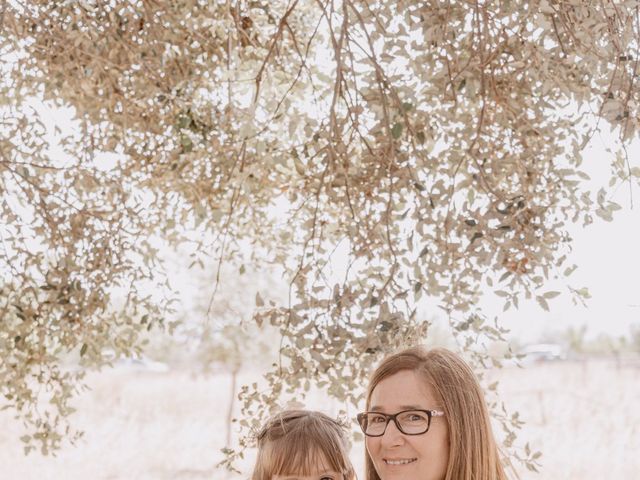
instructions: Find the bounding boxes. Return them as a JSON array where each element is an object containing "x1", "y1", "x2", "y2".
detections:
[{"x1": 252, "y1": 409, "x2": 355, "y2": 480}]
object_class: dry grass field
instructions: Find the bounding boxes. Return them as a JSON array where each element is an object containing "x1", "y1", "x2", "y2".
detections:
[{"x1": 1, "y1": 357, "x2": 638, "y2": 480}]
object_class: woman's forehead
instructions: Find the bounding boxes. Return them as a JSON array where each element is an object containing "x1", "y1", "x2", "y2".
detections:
[{"x1": 369, "y1": 369, "x2": 438, "y2": 409}]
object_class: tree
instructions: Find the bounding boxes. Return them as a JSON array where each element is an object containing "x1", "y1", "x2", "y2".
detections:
[
  {"x1": 170, "y1": 259, "x2": 284, "y2": 449},
  {"x1": 1, "y1": 0, "x2": 638, "y2": 467}
]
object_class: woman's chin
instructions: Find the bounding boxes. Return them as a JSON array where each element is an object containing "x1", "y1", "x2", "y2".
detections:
[{"x1": 378, "y1": 458, "x2": 420, "y2": 479}]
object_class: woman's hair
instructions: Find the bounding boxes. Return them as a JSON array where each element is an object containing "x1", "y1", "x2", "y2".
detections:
[
  {"x1": 364, "y1": 346, "x2": 510, "y2": 480},
  {"x1": 252, "y1": 409, "x2": 355, "y2": 480}
]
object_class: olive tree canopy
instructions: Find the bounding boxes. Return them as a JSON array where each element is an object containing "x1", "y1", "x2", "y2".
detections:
[{"x1": 1, "y1": 0, "x2": 638, "y2": 463}]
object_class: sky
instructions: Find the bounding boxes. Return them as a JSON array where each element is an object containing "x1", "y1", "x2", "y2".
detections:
[
  {"x1": 478, "y1": 133, "x2": 640, "y2": 343},
  {"x1": 481, "y1": 205, "x2": 640, "y2": 342}
]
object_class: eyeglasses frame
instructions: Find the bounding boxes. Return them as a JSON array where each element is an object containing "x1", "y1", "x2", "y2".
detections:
[{"x1": 356, "y1": 409, "x2": 445, "y2": 437}]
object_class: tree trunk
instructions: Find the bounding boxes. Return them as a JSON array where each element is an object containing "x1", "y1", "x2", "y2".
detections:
[{"x1": 225, "y1": 366, "x2": 239, "y2": 447}]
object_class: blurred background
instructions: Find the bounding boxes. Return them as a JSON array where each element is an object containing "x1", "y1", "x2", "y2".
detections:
[
  {"x1": 1, "y1": 338, "x2": 639, "y2": 479},
  {"x1": 2, "y1": 191, "x2": 639, "y2": 479}
]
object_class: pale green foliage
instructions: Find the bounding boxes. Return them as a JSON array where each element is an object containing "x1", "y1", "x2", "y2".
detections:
[
  {"x1": 171, "y1": 260, "x2": 283, "y2": 373},
  {"x1": 1, "y1": 0, "x2": 639, "y2": 471}
]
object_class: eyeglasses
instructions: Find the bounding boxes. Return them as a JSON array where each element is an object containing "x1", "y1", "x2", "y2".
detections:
[{"x1": 356, "y1": 409, "x2": 445, "y2": 437}]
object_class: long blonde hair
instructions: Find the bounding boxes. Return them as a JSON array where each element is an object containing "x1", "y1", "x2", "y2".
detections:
[
  {"x1": 364, "y1": 346, "x2": 510, "y2": 480},
  {"x1": 252, "y1": 409, "x2": 355, "y2": 480}
]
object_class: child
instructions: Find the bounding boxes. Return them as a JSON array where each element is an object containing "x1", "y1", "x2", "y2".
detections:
[{"x1": 252, "y1": 409, "x2": 356, "y2": 480}]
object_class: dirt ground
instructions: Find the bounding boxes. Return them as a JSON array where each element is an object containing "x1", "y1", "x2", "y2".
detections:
[{"x1": 1, "y1": 358, "x2": 638, "y2": 479}]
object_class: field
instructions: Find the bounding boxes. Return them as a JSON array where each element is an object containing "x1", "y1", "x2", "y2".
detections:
[{"x1": 1, "y1": 357, "x2": 638, "y2": 479}]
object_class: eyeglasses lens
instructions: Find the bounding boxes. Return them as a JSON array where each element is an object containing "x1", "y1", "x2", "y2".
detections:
[{"x1": 360, "y1": 411, "x2": 430, "y2": 436}]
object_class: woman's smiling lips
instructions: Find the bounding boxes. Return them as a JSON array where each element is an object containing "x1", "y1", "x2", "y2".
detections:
[{"x1": 383, "y1": 458, "x2": 417, "y2": 466}]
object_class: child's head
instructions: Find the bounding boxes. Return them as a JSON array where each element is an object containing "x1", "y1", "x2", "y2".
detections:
[{"x1": 252, "y1": 409, "x2": 355, "y2": 480}]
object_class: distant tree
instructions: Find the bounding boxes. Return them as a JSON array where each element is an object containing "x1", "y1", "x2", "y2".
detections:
[
  {"x1": 171, "y1": 261, "x2": 282, "y2": 448},
  {"x1": 563, "y1": 324, "x2": 589, "y2": 353},
  {"x1": 630, "y1": 323, "x2": 640, "y2": 353},
  {"x1": 1, "y1": 0, "x2": 639, "y2": 468}
]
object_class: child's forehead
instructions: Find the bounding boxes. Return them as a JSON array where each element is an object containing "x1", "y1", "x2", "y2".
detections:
[
  {"x1": 273, "y1": 470, "x2": 342, "y2": 480},
  {"x1": 275, "y1": 449, "x2": 339, "y2": 476}
]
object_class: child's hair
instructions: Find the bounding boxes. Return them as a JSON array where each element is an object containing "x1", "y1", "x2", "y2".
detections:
[{"x1": 252, "y1": 409, "x2": 355, "y2": 480}]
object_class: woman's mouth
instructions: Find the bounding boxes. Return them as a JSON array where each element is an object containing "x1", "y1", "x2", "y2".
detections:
[{"x1": 384, "y1": 458, "x2": 417, "y2": 466}]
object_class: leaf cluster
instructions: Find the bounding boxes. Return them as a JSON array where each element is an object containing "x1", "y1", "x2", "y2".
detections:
[{"x1": 1, "y1": 0, "x2": 639, "y2": 468}]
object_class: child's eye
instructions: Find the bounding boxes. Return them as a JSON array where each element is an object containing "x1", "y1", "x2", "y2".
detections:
[{"x1": 320, "y1": 477, "x2": 334, "y2": 480}]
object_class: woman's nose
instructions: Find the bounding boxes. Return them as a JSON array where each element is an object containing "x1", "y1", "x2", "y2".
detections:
[{"x1": 380, "y1": 419, "x2": 405, "y2": 447}]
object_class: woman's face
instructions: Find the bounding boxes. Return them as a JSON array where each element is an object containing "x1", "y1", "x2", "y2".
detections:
[{"x1": 365, "y1": 369, "x2": 449, "y2": 480}]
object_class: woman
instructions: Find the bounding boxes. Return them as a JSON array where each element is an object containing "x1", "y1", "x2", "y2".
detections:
[{"x1": 357, "y1": 346, "x2": 511, "y2": 480}]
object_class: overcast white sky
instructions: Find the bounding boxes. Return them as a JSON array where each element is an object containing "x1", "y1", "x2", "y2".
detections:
[{"x1": 479, "y1": 133, "x2": 640, "y2": 343}]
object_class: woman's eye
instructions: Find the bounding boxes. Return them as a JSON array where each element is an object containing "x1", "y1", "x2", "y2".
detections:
[
  {"x1": 403, "y1": 413, "x2": 427, "y2": 423},
  {"x1": 320, "y1": 476, "x2": 334, "y2": 480},
  {"x1": 371, "y1": 415, "x2": 386, "y2": 423}
]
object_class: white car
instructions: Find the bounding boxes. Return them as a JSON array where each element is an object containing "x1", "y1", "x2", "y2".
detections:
[{"x1": 519, "y1": 343, "x2": 567, "y2": 364}]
